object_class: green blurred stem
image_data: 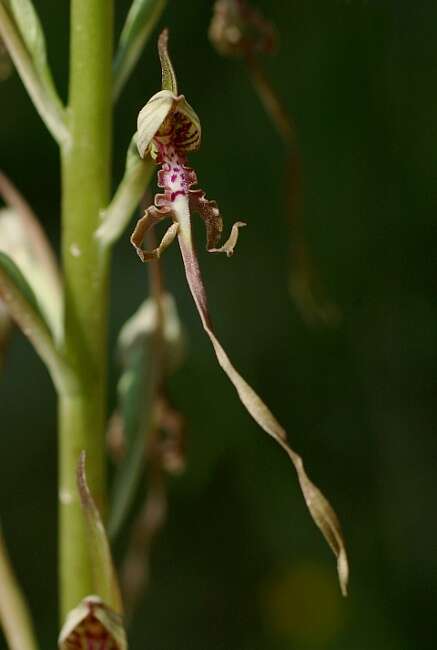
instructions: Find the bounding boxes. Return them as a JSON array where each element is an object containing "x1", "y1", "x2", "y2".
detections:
[
  {"x1": 97, "y1": 155, "x2": 154, "y2": 248},
  {"x1": 59, "y1": 0, "x2": 113, "y2": 619},
  {"x1": 0, "y1": 2, "x2": 69, "y2": 145},
  {"x1": 0, "y1": 531, "x2": 39, "y2": 650}
]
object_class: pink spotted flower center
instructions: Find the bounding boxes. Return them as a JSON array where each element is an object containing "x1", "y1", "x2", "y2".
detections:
[{"x1": 155, "y1": 142, "x2": 198, "y2": 208}]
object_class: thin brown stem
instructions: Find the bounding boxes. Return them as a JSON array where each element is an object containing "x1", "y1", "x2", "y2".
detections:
[{"x1": 245, "y1": 53, "x2": 339, "y2": 326}]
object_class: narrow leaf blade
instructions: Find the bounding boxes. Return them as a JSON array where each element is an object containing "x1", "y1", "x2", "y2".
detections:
[
  {"x1": 5, "y1": 0, "x2": 58, "y2": 99},
  {"x1": 0, "y1": 250, "x2": 70, "y2": 389},
  {"x1": 77, "y1": 452, "x2": 123, "y2": 614},
  {"x1": 113, "y1": 0, "x2": 167, "y2": 101},
  {"x1": 0, "y1": 528, "x2": 39, "y2": 650}
]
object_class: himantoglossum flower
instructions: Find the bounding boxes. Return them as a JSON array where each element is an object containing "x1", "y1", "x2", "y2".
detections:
[{"x1": 131, "y1": 29, "x2": 349, "y2": 597}]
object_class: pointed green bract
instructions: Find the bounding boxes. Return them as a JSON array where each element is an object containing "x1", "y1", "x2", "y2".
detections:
[
  {"x1": 77, "y1": 452, "x2": 123, "y2": 615},
  {"x1": 113, "y1": 0, "x2": 167, "y2": 101},
  {"x1": 158, "y1": 28, "x2": 177, "y2": 94}
]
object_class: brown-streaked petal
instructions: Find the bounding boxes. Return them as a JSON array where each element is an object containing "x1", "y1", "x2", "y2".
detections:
[
  {"x1": 177, "y1": 230, "x2": 349, "y2": 596},
  {"x1": 58, "y1": 595, "x2": 127, "y2": 650},
  {"x1": 130, "y1": 206, "x2": 178, "y2": 262},
  {"x1": 209, "y1": 221, "x2": 246, "y2": 257},
  {"x1": 189, "y1": 190, "x2": 245, "y2": 255},
  {"x1": 136, "y1": 52, "x2": 201, "y2": 157},
  {"x1": 189, "y1": 189, "x2": 223, "y2": 249}
]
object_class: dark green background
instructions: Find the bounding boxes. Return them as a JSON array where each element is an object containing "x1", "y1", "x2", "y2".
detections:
[{"x1": 1, "y1": 0, "x2": 436, "y2": 648}]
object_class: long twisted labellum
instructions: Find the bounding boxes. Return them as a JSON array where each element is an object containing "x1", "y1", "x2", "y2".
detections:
[{"x1": 177, "y1": 231, "x2": 349, "y2": 596}]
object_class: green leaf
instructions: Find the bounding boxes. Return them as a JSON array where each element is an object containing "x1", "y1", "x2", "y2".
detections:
[
  {"x1": 0, "y1": 1, "x2": 68, "y2": 143},
  {"x1": 0, "y1": 251, "x2": 72, "y2": 391},
  {"x1": 0, "y1": 172, "x2": 63, "y2": 340},
  {"x1": 0, "y1": 251, "x2": 46, "y2": 326},
  {"x1": 113, "y1": 0, "x2": 167, "y2": 102},
  {"x1": 0, "y1": 34, "x2": 12, "y2": 80},
  {"x1": 4, "y1": 0, "x2": 57, "y2": 96},
  {"x1": 0, "y1": 528, "x2": 39, "y2": 650}
]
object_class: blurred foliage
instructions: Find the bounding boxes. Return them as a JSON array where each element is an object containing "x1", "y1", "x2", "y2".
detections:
[{"x1": 1, "y1": 0, "x2": 437, "y2": 648}]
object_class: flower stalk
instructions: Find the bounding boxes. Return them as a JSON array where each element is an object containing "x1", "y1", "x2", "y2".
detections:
[
  {"x1": 59, "y1": 0, "x2": 113, "y2": 619},
  {"x1": 209, "y1": 0, "x2": 339, "y2": 326}
]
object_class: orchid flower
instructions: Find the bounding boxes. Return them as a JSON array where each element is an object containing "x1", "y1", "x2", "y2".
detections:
[{"x1": 131, "y1": 29, "x2": 349, "y2": 596}]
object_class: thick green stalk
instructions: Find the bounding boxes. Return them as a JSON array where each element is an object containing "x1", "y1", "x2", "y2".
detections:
[{"x1": 59, "y1": 0, "x2": 113, "y2": 619}]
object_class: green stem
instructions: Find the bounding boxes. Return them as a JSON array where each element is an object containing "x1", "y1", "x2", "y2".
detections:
[
  {"x1": 59, "y1": 0, "x2": 113, "y2": 619},
  {"x1": 97, "y1": 149, "x2": 154, "y2": 248}
]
